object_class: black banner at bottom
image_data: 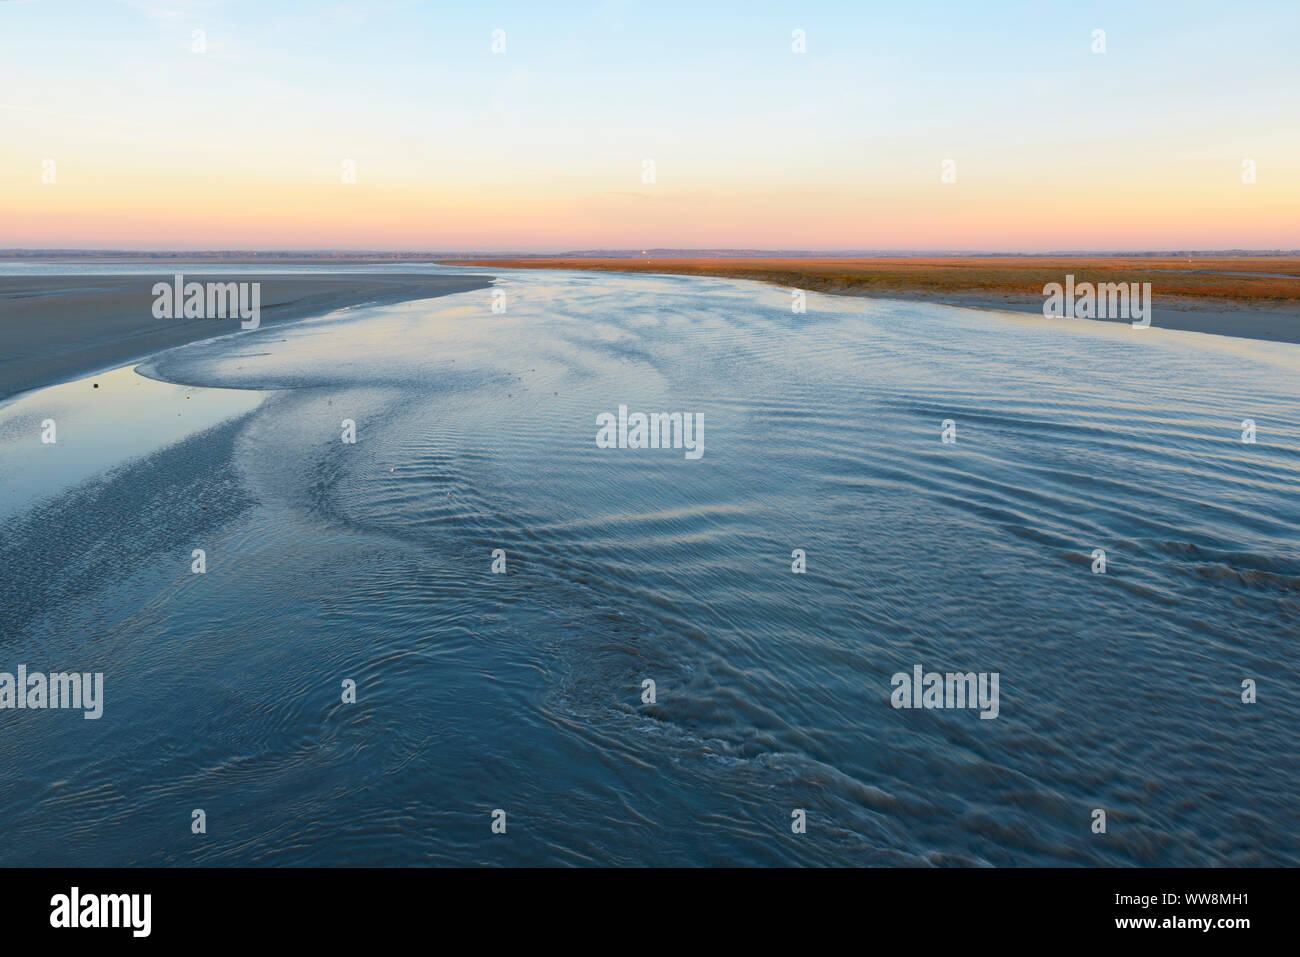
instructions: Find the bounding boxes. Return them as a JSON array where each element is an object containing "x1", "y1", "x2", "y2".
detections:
[{"x1": 0, "y1": 867, "x2": 1277, "y2": 944}]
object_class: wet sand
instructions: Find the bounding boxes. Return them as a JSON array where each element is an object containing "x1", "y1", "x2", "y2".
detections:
[
  {"x1": 446, "y1": 257, "x2": 1300, "y2": 344},
  {"x1": 887, "y1": 292, "x2": 1300, "y2": 342},
  {"x1": 0, "y1": 273, "x2": 492, "y2": 400}
]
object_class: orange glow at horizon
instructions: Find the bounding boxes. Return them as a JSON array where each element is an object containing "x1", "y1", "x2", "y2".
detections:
[{"x1": 3, "y1": 0, "x2": 1297, "y2": 253}]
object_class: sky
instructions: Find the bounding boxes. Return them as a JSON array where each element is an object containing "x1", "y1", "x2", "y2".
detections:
[{"x1": 2, "y1": 0, "x2": 1298, "y2": 251}]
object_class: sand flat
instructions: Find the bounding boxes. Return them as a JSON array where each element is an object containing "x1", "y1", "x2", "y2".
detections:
[
  {"x1": 445, "y1": 256, "x2": 1300, "y2": 343},
  {"x1": 0, "y1": 272, "x2": 492, "y2": 400}
]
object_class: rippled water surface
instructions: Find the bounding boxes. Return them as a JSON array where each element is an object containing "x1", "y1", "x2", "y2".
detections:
[{"x1": 1, "y1": 266, "x2": 1298, "y2": 866}]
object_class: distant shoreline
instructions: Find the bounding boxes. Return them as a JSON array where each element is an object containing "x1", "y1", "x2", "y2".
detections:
[
  {"x1": 443, "y1": 256, "x2": 1300, "y2": 344},
  {"x1": 3, "y1": 249, "x2": 1299, "y2": 260},
  {"x1": 0, "y1": 272, "x2": 492, "y2": 401}
]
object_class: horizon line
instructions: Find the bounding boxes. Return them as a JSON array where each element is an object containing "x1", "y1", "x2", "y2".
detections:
[{"x1": 3, "y1": 247, "x2": 1299, "y2": 259}]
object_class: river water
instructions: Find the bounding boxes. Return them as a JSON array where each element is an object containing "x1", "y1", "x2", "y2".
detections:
[{"x1": 1, "y1": 265, "x2": 1297, "y2": 865}]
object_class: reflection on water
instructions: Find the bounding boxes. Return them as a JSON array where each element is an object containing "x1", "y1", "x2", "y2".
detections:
[
  {"x1": 1, "y1": 265, "x2": 1298, "y2": 866},
  {"x1": 0, "y1": 365, "x2": 266, "y2": 521}
]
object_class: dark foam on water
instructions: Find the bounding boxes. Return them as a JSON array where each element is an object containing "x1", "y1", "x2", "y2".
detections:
[{"x1": 1, "y1": 266, "x2": 1298, "y2": 865}]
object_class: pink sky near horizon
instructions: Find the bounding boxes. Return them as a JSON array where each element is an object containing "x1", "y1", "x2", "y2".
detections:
[
  {"x1": 3, "y1": 2, "x2": 1298, "y2": 252},
  {"x1": 7, "y1": 157, "x2": 1297, "y2": 252}
]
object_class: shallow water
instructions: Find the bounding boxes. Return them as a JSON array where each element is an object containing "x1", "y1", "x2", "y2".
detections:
[{"x1": 1, "y1": 265, "x2": 1298, "y2": 866}]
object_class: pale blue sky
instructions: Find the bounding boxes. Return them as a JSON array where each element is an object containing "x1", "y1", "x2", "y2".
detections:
[{"x1": 3, "y1": 0, "x2": 1297, "y2": 249}]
